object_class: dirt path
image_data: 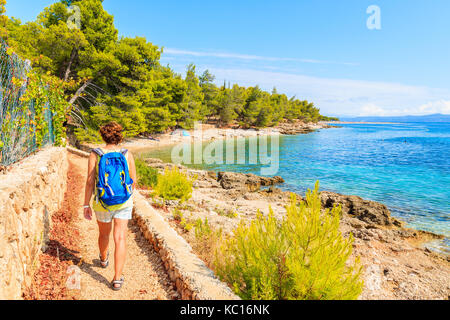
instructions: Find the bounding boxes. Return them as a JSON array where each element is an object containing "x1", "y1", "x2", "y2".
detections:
[{"x1": 69, "y1": 153, "x2": 177, "y2": 300}]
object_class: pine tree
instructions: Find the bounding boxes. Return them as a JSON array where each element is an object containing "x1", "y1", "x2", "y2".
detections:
[
  {"x1": 0, "y1": 0, "x2": 7, "y2": 38},
  {"x1": 3, "y1": 0, "x2": 328, "y2": 140},
  {"x1": 215, "y1": 182, "x2": 364, "y2": 300}
]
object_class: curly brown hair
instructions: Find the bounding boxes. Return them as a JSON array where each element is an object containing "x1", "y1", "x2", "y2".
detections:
[{"x1": 99, "y1": 122, "x2": 124, "y2": 145}]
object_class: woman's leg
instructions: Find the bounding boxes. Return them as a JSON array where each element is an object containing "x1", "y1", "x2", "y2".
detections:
[
  {"x1": 113, "y1": 218, "x2": 128, "y2": 284},
  {"x1": 97, "y1": 221, "x2": 112, "y2": 261}
]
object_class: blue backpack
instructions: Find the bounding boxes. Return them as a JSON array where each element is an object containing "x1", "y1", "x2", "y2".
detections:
[{"x1": 93, "y1": 148, "x2": 133, "y2": 208}]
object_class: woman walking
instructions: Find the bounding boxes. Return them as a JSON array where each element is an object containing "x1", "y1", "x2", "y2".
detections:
[{"x1": 82, "y1": 122, "x2": 137, "y2": 291}]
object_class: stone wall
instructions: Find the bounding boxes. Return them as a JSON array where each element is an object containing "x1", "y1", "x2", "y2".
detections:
[
  {"x1": 0, "y1": 147, "x2": 68, "y2": 300},
  {"x1": 133, "y1": 193, "x2": 239, "y2": 300}
]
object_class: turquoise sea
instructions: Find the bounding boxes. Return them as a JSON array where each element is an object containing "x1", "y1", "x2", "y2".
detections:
[{"x1": 142, "y1": 123, "x2": 450, "y2": 254}]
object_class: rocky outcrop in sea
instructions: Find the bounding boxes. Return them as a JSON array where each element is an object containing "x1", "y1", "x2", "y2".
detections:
[{"x1": 275, "y1": 120, "x2": 336, "y2": 135}]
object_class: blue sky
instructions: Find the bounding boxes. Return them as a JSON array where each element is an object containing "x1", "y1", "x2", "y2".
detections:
[{"x1": 6, "y1": 0, "x2": 450, "y2": 117}]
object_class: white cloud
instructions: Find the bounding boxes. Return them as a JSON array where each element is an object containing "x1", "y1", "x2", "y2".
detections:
[
  {"x1": 359, "y1": 104, "x2": 389, "y2": 116},
  {"x1": 357, "y1": 100, "x2": 450, "y2": 116},
  {"x1": 163, "y1": 48, "x2": 358, "y2": 66},
  {"x1": 415, "y1": 100, "x2": 450, "y2": 115},
  {"x1": 201, "y1": 67, "x2": 450, "y2": 117},
  {"x1": 161, "y1": 48, "x2": 450, "y2": 117}
]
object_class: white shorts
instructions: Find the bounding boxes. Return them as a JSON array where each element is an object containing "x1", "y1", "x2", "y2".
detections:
[{"x1": 95, "y1": 206, "x2": 133, "y2": 224}]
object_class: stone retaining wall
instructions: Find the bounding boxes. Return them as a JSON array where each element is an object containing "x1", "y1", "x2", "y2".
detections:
[
  {"x1": 133, "y1": 193, "x2": 239, "y2": 300},
  {"x1": 68, "y1": 147, "x2": 240, "y2": 300},
  {"x1": 0, "y1": 147, "x2": 68, "y2": 299}
]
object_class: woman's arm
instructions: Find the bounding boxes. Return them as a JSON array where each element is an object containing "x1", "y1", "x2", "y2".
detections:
[
  {"x1": 83, "y1": 152, "x2": 97, "y2": 220},
  {"x1": 127, "y1": 151, "x2": 137, "y2": 191}
]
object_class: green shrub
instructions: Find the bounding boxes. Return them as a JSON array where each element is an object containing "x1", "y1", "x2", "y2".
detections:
[
  {"x1": 171, "y1": 208, "x2": 192, "y2": 232},
  {"x1": 180, "y1": 219, "x2": 193, "y2": 232},
  {"x1": 172, "y1": 208, "x2": 183, "y2": 222},
  {"x1": 155, "y1": 166, "x2": 194, "y2": 202},
  {"x1": 194, "y1": 218, "x2": 213, "y2": 239},
  {"x1": 215, "y1": 206, "x2": 238, "y2": 219},
  {"x1": 192, "y1": 218, "x2": 223, "y2": 269},
  {"x1": 135, "y1": 158, "x2": 159, "y2": 188},
  {"x1": 214, "y1": 181, "x2": 363, "y2": 300}
]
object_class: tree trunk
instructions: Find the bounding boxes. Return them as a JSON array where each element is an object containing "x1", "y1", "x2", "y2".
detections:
[
  {"x1": 69, "y1": 79, "x2": 92, "y2": 105},
  {"x1": 64, "y1": 48, "x2": 78, "y2": 82}
]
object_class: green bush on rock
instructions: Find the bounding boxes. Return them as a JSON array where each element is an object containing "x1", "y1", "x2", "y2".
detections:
[
  {"x1": 155, "y1": 166, "x2": 194, "y2": 203},
  {"x1": 135, "y1": 158, "x2": 159, "y2": 189},
  {"x1": 214, "y1": 181, "x2": 364, "y2": 300}
]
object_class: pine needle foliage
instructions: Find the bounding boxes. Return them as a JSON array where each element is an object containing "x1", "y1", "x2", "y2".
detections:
[
  {"x1": 194, "y1": 217, "x2": 213, "y2": 239},
  {"x1": 154, "y1": 166, "x2": 194, "y2": 202},
  {"x1": 135, "y1": 158, "x2": 159, "y2": 188},
  {"x1": 215, "y1": 181, "x2": 363, "y2": 300}
]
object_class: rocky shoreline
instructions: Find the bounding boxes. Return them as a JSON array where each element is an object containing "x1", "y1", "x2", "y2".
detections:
[
  {"x1": 144, "y1": 158, "x2": 449, "y2": 300},
  {"x1": 76, "y1": 120, "x2": 448, "y2": 299},
  {"x1": 276, "y1": 120, "x2": 338, "y2": 135}
]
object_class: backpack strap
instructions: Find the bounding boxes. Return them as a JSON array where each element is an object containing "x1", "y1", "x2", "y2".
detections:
[
  {"x1": 120, "y1": 149, "x2": 128, "y2": 156},
  {"x1": 92, "y1": 148, "x2": 105, "y2": 157}
]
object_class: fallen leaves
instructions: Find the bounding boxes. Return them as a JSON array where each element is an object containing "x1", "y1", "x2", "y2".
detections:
[{"x1": 23, "y1": 160, "x2": 83, "y2": 300}]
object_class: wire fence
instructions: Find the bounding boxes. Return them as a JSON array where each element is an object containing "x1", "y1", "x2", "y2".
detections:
[{"x1": 0, "y1": 39, "x2": 55, "y2": 166}]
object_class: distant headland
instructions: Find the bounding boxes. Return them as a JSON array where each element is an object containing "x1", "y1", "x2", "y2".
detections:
[{"x1": 334, "y1": 113, "x2": 450, "y2": 123}]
